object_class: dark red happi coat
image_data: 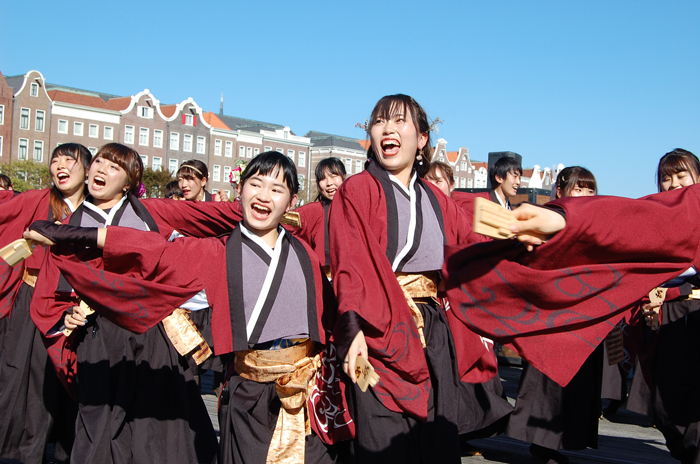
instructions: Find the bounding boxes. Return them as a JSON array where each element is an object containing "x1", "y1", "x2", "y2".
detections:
[
  {"x1": 443, "y1": 185, "x2": 700, "y2": 387},
  {"x1": 451, "y1": 190, "x2": 490, "y2": 228},
  {"x1": 290, "y1": 200, "x2": 329, "y2": 266},
  {"x1": 0, "y1": 190, "x2": 16, "y2": 205},
  {"x1": 330, "y1": 164, "x2": 490, "y2": 421},
  {"x1": 0, "y1": 189, "x2": 51, "y2": 319}
]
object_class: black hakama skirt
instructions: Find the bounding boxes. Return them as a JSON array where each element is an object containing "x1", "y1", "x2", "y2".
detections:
[
  {"x1": 343, "y1": 302, "x2": 461, "y2": 464},
  {"x1": 652, "y1": 301, "x2": 700, "y2": 464},
  {"x1": 0, "y1": 282, "x2": 77, "y2": 464},
  {"x1": 457, "y1": 373, "x2": 513, "y2": 440},
  {"x1": 72, "y1": 314, "x2": 218, "y2": 464},
  {"x1": 217, "y1": 373, "x2": 340, "y2": 464},
  {"x1": 505, "y1": 344, "x2": 603, "y2": 451}
]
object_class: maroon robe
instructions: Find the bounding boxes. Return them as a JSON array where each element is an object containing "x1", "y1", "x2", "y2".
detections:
[
  {"x1": 329, "y1": 162, "x2": 490, "y2": 421},
  {"x1": 451, "y1": 190, "x2": 490, "y2": 228},
  {"x1": 31, "y1": 225, "x2": 352, "y2": 444},
  {"x1": 292, "y1": 200, "x2": 330, "y2": 266},
  {"x1": 0, "y1": 189, "x2": 51, "y2": 319},
  {"x1": 443, "y1": 185, "x2": 700, "y2": 387},
  {"x1": 0, "y1": 190, "x2": 15, "y2": 205}
]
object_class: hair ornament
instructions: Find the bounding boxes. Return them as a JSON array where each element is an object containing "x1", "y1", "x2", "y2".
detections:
[{"x1": 178, "y1": 164, "x2": 203, "y2": 176}]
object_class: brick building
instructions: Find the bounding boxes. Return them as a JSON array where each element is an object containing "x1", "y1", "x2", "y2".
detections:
[
  {"x1": 305, "y1": 131, "x2": 367, "y2": 198},
  {"x1": 0, "y1": 71, "x2": 13, "y2": 160}
]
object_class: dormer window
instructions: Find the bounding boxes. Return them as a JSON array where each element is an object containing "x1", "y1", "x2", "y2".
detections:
[
  {"x1": 139, "y1": 106, "x2": 154, "y2": 119},
  {"x1": 184, "y1": 114, "x2": 194, "y2": 126},
  {"x1": 30, "y1": 83, "x2": 39, "y2": 97}
]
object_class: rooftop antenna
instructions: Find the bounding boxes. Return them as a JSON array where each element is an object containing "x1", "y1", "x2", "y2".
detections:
[{"x1": 219, "y1": 92, "x2": 224, "y2": 116}]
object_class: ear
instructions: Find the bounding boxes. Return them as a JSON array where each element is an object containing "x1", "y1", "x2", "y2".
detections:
[
  {"x1": 449, "y1": 181, "x2": 455, "y2": 193},
  {"x1": 417, "y1": 132, "x2": 428, "y2": 150},
  {"x1": 236, "y1": 182, "x2": 242, "y2": 198},
  {"x1": 556, "y1": 187, "x2": 563, "y2": 199},
  {"x1": 201, "y1": 177, "x2": 207, "y2": 187},
  {"x1": 287, "y1": 194, "x2": 298, "y2": 212},
  {"x1": 495, "y1": 175, "x2": 504, "y2": 185}
]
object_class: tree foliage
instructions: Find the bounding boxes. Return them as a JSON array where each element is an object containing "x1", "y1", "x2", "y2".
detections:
[
  {"x1": 0, "y1": 160, "x2": 51, "y2": 192},
  {"x1": 142, "y1": 167, "x2": 175, "y2": 198}
]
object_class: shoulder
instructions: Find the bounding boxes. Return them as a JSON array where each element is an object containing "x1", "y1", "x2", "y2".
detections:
[{"x1": 337, "y1": 170, "x2": 381, "y2": 198}]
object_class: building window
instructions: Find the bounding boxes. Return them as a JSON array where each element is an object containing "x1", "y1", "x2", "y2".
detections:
[
  {"x1": 345, "y1": 158, "x2": 352, "y2": 173},
  {"x1": 461, "y1": 162, "x2": 467, "y2": 171},
  {"x1": 184, "y1": 114, "x2": 194, "y2": 126},
  {"x1": 20, "y1": 108, "x2": 30, "y2": 130},
  {"x1": 30, "y1": 83, "x2": 39, "y2": 97},
  {"x1": 246, "y1": 147, "x2": 252, "y2": 158},
  {"x1": 0, "y1": 136, "x2": 3, "y2": 156},
  {"x1": 461, "y1": 178, "x2": 467, "y2": 188},
  {"x1": 140, "y1": 156, "x2": 148, "y2": 167},
  {"x1": 355, "y1": 159, "x2": 362, "y2": 173},
  {"x1": 170, "y1": 132, "x2": 180, "y2": 150},
  {"x1": 58, "y1": 119, "x2": 68, "y2": 134},
  {"x1": 18, "y1": 139, "x2": 28, "y2": 160},
  {"x1": 239, "y1": 146, "x2": 245, "y2": 158},
  {"x1": 197, "y1": 136, "x2": 205, "y2": 154},
  {"x1": 214, "y1": 139, "x2": 222, "y2": 156},
  {"x1": 298, "y1": 151, "x2": 306, "y2": 168},
  {"x1": 225, "y1": 141, "x2": 233, "y2": 157},
  {"x1": 169, "y1": 158, "x2": 178, "y2": 174},
  {"x1": 254, "y1": 148, "x2": 259, "y2": 157},
  {"x1": 153, "y1": 130, "x2": 163, "y2": 148},
  {"x1": 88, "y1": 147, "x2": 98, "y2": 156},
  {"x1": 213, "y1": 165, "x2": 221, "y2": 182},
  {"x1": 124, "y1": 125, "x2": 134, "y2": 143},
  {"x1": 74, "y1": 122, "x2": 84, "y2": 136},
  {"x1": 468, "y1": 178, "x2": 473, "y2": 188},
  {"x1": 183, "y1": 134, "x2": 192, "y2": 152},
  {"x1": 89, "y1": 124, "x2": 98, "y2": 138},
  {"x1": 104, "y1": 126, "x2": 113, "y2": 140},
  {"x1": 35, "y1": 110, "x2": 45, "y2": 132},
  {"x1": 287, "y1": 150, "x2": 295, "y2": 162},
  {"x1": 264, "y1": 146, "x2": 272, "y2": 152},
  {"x1": 0, "y1": 105, "x2": 4, "y2": 124},
  {"x1": 298, "y1": 175, "x2": 306, "y2": 191},
  {"x1": 139, "y1": 106, "x2": 154, "y2": 119},
  {"x1": 152, "y1": 157, "x2": 162, "y2": 171},
  {"x1": 33, "y1": 140, "x2": 43, "y2": 162},
  {"x1": 224, "y1": 165, "x2": 231, "y2": 182},
  {"x1": 276, "y1": 148, "x2": 284, "y2": 154},
  {"x1": 139, "y1": 127, "x2": 149, "y2": 146}
]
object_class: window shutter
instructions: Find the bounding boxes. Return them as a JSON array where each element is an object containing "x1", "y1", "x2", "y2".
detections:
[
  {"x1": 182, "y1": 114, "x2": 186, "y2": 124},
  {"x1": 193, "y1": 115, "x2": 197, "y2": 126}
]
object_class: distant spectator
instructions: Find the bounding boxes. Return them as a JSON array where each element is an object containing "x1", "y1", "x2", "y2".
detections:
[
  {"x1": 424, "y1": 161, "x2": 455, "y2": 197},
  {"x1": 164, "y1": 180, "x2": 185, "y2": 200},
  {"x1": 177, "y1": 160, "x2": 212, "y2": 201},
  {"x1": 0, "y1": 174, "x2": 13, "y2": 191},
  {"x1": 489, "y1": 156, "x2": 522, "y2": 210}
]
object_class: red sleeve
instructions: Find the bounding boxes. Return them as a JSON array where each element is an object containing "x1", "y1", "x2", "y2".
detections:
[
  {"x1": 443, "y1": 186, "x2": 700, "y2": 387},
  {"x1": 451, "y1": 190, "x2": 489, "y2": 228},
  {"x1": 0, "y1": 190, "x2": 15, "y2": 205},
  {"x1": 290, "y1": 202, "x2": 326, "y2": 264},
  {"x1": 0, "y1": 190, "x2": 51, "y2": 318},
  {"x1": 142, "y1": 198, "x2": 242, "y2": 238}
]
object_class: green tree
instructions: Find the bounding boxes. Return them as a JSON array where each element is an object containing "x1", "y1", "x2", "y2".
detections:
[
  {"x1": 142, "y1": 167, "x2": 175, "y2": 198},
  {"x1": 0, "y1": 160, "x2": 51, "y2": 192}
]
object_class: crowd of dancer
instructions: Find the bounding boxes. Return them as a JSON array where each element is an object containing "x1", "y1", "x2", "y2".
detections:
[{"x1": 0, "y1": 93, "x2": 698, "y2": 464}]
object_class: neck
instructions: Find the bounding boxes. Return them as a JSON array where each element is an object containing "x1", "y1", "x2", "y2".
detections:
[
  {"x1": 63, "y1": 187, "x2": 86, "y2": 210},
  {"x1": 196, "y1": 189, "x2": 206, "y2": 201},
  {"x1": 93, "y1": 192, "x2": 124, "y2": 210},
  {"x1": 493, "y1": 187, "x2": 508, "y2": 205},
  {"x1": 390, "y1": 167, "x2": 413, "y2": 188}
]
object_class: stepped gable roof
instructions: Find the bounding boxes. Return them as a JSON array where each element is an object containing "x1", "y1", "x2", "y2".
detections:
[
  {"x1": 48, "y1": 90, "x2": 114, "y2": 110},
  {"x1": 305, "y1": 131, "x2": 367, "y2": 151},
  {"x1": 202, "y1": 112, "x2": 230, "y2": 130}
]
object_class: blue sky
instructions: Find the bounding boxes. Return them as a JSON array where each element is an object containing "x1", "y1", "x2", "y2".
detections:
[{"x1": 2, "y1": 1, "x2": 698, "y2": 198}]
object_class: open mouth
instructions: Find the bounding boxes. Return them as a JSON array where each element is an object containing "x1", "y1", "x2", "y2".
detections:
[
  {"x1": 93, "y1": 176, "x2": 106, "y2": 188},
  {"x1": 381, "y1": 138, "x2": 400, "y2": 156},
  {"x1": 56, "y1": 172, "x2": 70, "y2": 184},
  {"x1": 251, "y1": 203, "x2": 272, "y2": 219}
]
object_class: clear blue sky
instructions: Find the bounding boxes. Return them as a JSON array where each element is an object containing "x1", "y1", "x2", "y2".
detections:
[{"x1": 2, "y1": 1, "x2": 698, "y2": 198}]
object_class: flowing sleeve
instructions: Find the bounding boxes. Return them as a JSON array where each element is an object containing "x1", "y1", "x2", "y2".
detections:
[
  {"x1": 442, "y1": 186, "x2": 700, "y2": 387},
  {"x1": 143, "y1": 198, "x2": 243, "y2": 238}
]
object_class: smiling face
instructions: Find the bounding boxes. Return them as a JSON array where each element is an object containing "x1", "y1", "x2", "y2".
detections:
[
  {"x1": 661, "y1": 169, "x2": 697, "y2": 192},
  {"x1": 237, "y1": 167, "x2": 298, "y2": 247},
  {"x1": 425, "y1": 166, "x2": 454, "y2": 197},
  {"x1": 495, "y1": 170, "x2": 521, "y2": 198},
  {"x1": 50, "y1": 154, "x2": 86, "y2": 196},
  {"x1": 318, "y1": 169, "x2": 344, "y2": 201},
  {"x1": 88, "y1": 156, "x2": 129, "y2": 209},
  {"x1": 178, "y1": 175, "x2": 207, "y2": 201},
  {"x1": 369, "y1": 104, "x2": 428, "y2": 186}
]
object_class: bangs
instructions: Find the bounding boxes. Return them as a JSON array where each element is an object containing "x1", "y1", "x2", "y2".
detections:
[
  {"x1": 93, "y1": 143, "x2": 143, "y2": 190},
  {"x1": 575, "y1": 175, "x2": 597, "y2": 192},
  {"x1": 177, "y1": 166, "x2": 199, "y2": 180},
  {"x1": 322, "y1": 163, "x2": 344, "y2": 178},
  {"x1": 658, "y1": 154, "x2": 695, "y2": 178},
  {"x1": 369, "y1": 96, "x2": 414, "y2": 129},
  {"x1": 241, "y1": 151, "x2": 299, "y2": 195}
]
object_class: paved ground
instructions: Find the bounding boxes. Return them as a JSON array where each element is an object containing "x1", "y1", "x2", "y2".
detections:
[{"x1": 201, "y1": 365, "x2": 677, "y2": 464}]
